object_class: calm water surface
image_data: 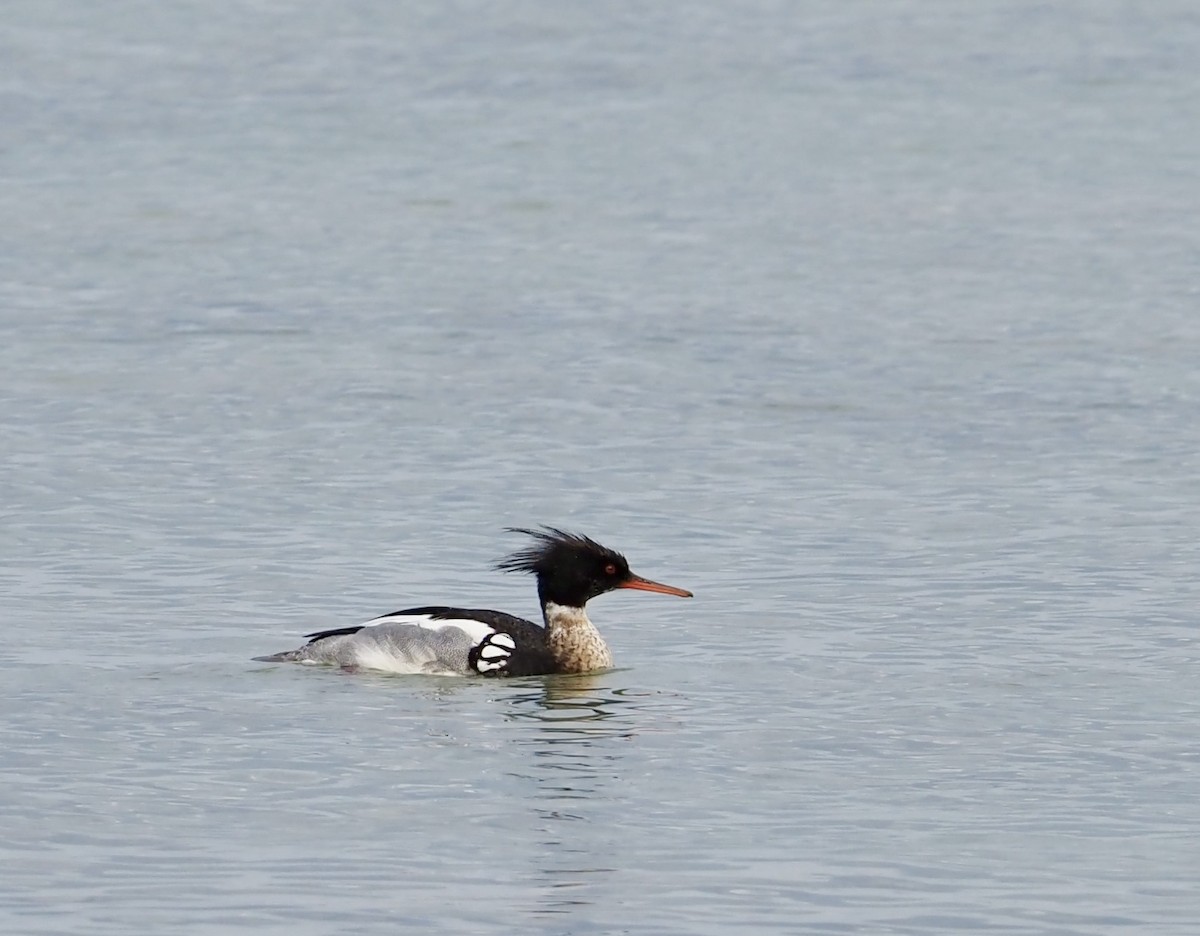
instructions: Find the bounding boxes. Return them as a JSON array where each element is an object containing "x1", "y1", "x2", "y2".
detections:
[{"x1": 3, "y1": 2, "x2": 1199, "y2": 934}]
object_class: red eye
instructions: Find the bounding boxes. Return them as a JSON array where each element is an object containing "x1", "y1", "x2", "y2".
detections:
[{"x1": 605, "y1": 563, "x2": 617, "y2": 575}]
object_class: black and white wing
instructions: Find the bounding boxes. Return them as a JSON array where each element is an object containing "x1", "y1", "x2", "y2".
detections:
[{"x1": 257, "y1": 606, "x2": 551, "y2": 677}]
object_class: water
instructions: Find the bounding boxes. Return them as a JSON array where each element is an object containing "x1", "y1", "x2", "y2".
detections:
[{"x1": 3, "y1": 2, "x2": 1199, "y2": 933}]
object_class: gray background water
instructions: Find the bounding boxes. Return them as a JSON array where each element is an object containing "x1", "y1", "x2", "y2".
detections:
[{"x1": 3, "y1": 2, "x2": 1198, "y2": 933}]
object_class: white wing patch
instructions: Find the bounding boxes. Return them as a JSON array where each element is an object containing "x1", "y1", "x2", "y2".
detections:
[
  {"x1": 473, "y1": 632, "x2": 516, "y2": 674},
  {"x1": 362, "y1": 612, "x2": 497, "y2": 646},
  {"x1": 330, "y1": 613, "x2": 503, "y2": 675}
]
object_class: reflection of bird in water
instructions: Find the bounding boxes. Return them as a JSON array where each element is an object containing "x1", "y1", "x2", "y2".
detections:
[
  {"x1": 504, "y1": 673, "x2": 666, "y2": 729},
  {"x1": 519, "y1": 673, "x2": 616, "y2": 717},
  {"x1": 504, "y1": 676, "x2": 685, "y2": 797},
  {"x1": 501, "y1": 674, "x2": 688, "y2": 921},
  {"x1": 257, "y1": 527, "x2": 691, "y2": 676}
]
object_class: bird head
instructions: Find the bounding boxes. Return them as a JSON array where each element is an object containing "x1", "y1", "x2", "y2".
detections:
[{"x1": 496, "y1": 527, "x2": 693, "y2": 608}]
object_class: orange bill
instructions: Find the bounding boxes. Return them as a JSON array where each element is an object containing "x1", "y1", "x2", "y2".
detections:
[{"x1": 618, "y1": 574, "x2": 693, "y2": 598}]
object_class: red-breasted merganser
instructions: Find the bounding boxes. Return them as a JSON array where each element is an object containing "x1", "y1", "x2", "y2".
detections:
[{"x1": 255, "y1": 527, "x2": 692, "y2": 676}]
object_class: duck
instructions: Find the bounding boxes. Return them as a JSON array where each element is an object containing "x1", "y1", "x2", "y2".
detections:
[{"x1": 255, "y1": 527, "x2": 692, "y2": 676}]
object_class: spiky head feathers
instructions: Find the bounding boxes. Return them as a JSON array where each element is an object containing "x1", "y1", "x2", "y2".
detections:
[{"x1": 496, "y1": 527, "x2": 631, "y2": 607}]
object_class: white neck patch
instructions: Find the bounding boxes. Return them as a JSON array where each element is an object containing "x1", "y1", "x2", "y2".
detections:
[{"x1": 542, "y1": 601, "x2": 592, "y2": 630}]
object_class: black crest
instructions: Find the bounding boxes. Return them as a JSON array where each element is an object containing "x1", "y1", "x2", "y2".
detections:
[
  {"x1": 494, "y1": 527, "x2": 625, "y2": 574},
  {"x1": 495, "y1": 527, "x2": 631, "y2": 606}
]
